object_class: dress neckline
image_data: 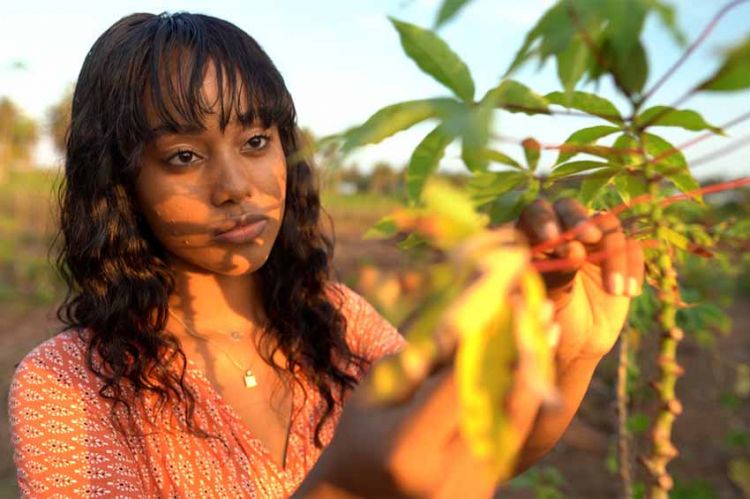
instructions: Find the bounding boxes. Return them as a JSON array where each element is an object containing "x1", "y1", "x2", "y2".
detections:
[{"x1": 182, "y1": 355, "x2": 304, "y2": 475}]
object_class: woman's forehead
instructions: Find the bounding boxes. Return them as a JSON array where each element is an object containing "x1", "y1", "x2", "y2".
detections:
[{"x1": 143, "y1": 61, "x2": 266, "y2": 133}]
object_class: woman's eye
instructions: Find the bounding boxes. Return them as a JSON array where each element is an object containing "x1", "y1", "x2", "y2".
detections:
[
  {"x1": 245, "y1": 134, "x2": 270, "y2": 151},
  {"x1": 166, "y1": 150, "x2": 198, "y2": 167}
]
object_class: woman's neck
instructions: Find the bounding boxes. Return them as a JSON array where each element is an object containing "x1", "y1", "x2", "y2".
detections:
[{"x1": 166, "y1": 262, "x2": 269, "y2": 340}]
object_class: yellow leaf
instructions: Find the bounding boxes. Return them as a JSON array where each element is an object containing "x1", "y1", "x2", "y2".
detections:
[{"x1": 456, "y1": 299, "x2": 519, "y2": 481}]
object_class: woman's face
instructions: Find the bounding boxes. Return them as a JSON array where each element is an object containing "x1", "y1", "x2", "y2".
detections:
[{"x1": 135, "y1": 64, "x2": 287, "y2": 276}]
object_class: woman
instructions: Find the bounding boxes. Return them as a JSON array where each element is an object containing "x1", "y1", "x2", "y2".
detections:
[{"x1": 8, "y1": 11, "x2": 643, "y2": 498}]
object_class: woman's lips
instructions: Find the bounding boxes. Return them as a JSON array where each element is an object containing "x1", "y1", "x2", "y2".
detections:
[{"x1": 213, "y1": 219, "x2": 269, "y2": 244}]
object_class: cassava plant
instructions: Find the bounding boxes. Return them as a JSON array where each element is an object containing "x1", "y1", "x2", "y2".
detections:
[{"x1": 320, "y1": 1, "x2": 750, "y2": 497}]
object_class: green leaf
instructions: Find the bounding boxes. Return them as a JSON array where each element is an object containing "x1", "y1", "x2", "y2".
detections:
[
  {"x1": 611, "y1": 133, "x2": 641, "y2": 166},
  {"x1": 605, "y1": 0, "x2": 648, "y2": 61},
  {"x1": 460, "y1": 100, "x2": 495, "y2": 172},
  {"x1": 503, "y1": 0, "x2": 675, "y2": 96},
  {"x1": 488, "y1": 178, "x2": 539, "y2": 224},
  {"x1": 556, "y1": 125, "x2": 620, "y2": 164},
  {"x1": 667, "y1": 170, "x2": 701, "y2": 200},
  {"x1": 390, "y1": 18, "x2": 475, "y2": 101},
  {"x1": 550, "y1": 160, "x2": 610, "y2": 179},
  {"x1": 342, "y1": 98, "x2": 462, "y2": 152},
  {"x1": 467, "y1": 171, "x2": 527, "y2": 207},
  {"x1": 614, "y1": 172, "x2": 648, "y2": 203},
  {"x1": 579, "y1": 167, "x2": 618, "y2": 206},
  {"x1": 546, "y1": 91, "x2": 623, "y2": 123},
  {"x1": 612, "y1": 40, "x2": 648, "y2": 96},
  {"x1": 657, "y1": 225, "x2": 689, "y2": 251},
  {"x1": 698, "y1": 37, "x2": 750, "y2": 92},
  {"x1": 521, "y1": 138, "x2": 541, "y2": 172},
  {"x1": 635, "y1": 106, "x2": 724, "y2": 134},
  {"x1": 504, "y1": 2, "x2": 570, "y2": 76},
  {"x1": 646, "y1": 0, "x2": 687, "y2": 47},
  {"x1": 398, "y1": 232, "x2": 428, "y2": 250},
  {"x1": 434, "y1": 0, "x2": 474, "y2": 29},
  {"x1": 556, "y1": 39, "x2": 592, "y2": 97},
  {"x1": 482, "y1": 79, "x2": 549, "y2": 115},
  {"x1": 363, "y1": 215, "x2": 398, "y2": 240},
  {"x1": 480, "y1": 149, "x2": 523, "y2": 170},
  {"x1": 642, "y1": 133, "x2": 703, "y2": 203},
  {"x1": 406, "y1": 124, "x2": 457, "y2": 204}
]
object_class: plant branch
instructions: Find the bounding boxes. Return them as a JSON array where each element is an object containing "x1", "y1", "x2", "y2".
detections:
[
  {"x1": 617, "y1": 329, "x2": 634, "y2": 499},
  {"x1": 530, "y1": 176, "x2": 750, "y2": 257},
  {"x1": 640, "y1": 0, "x2": 750, "y2": 107},
  {"x1": 689, "y1": 132, "x2": 750, "y2": 168}
]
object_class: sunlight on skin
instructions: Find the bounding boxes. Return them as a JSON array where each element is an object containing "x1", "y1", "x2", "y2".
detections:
[{"x1": 134, "y1": 60, "x2": 287, "y2": 336}]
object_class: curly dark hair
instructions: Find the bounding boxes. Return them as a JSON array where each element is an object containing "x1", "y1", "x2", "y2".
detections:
[{"x1": 54, "y1": 11, "x2": 370, "y2": 451}]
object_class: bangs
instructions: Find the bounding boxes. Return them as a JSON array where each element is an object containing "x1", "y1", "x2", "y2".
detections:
[{"x1": 128, "y1": 13, "x2": 296, "y2": 142}]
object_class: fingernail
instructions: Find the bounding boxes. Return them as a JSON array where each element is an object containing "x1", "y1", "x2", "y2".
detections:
[
  {"x1": 628, "y1": 277, "x2": 641, "y2": 296},
  {"x1": 608, "y1": 273, "x2": 624, "y2": 295},
  {"x1": 548, "y1": 323, "x2": 561, "y2": 348}
]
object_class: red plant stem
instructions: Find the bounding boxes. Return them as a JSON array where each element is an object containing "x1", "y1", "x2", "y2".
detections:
[
  {"x1": 532, "y1": 239, "x2": 660, "y2": 274},
  {"x1": 494, "y1": 107, "x2": 750, "y2": 172},
  {"x1": 640, "y1": 0, "x2": 750, "y2": 106},
  {"x1": 493, "y1": 133, "x2": 643, "y2": 156},
  {"x1": 690, "y1": 133, "x2": 750, "y2": 168},
  {"x1": 531, "y1": 176, "x2": 750, "y2": 255}
]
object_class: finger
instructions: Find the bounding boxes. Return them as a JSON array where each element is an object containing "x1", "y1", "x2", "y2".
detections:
[
  {"x1": 598, "y1": 213, "x2": 628, "y2": 295},
  {"x1": 625, "y1": 239, "x2": 644, "y2": 297},
  {"x1": 553, "y1": 198, "x2": 602, "y2": 245},
  {"x1": 554, "y1": 239, "x2": 587, "y2": 269},
  {"x1": 517, "y1": 199, "x2": 561, "y2": 250}
]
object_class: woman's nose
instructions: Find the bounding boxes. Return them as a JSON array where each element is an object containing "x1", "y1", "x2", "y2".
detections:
[{"x1": 210, "y1": 150, "x2": 252, "y2": 206}]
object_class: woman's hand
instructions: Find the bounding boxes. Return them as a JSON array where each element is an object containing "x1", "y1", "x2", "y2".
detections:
[
  {"x1": 294, "y1": 232, "x2": 558, "y2": 498},
  {"x1": 516, "y1": 198, "x2": 645, "y2": 365},
  {"x1": 298, "y1": 354, "x2": 554, "y2": 499}
]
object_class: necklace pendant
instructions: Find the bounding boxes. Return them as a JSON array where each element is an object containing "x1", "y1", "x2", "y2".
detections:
[{"x1": 244, "y1": 369, "x2": 258, "y2": 388}]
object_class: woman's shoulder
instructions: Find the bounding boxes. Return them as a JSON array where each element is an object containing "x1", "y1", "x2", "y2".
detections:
[
  {"x1": 8, "y1": 329, "x2": 144, "y2": 496},
  {"x1": 9, "y1": 328, "x2": 102, "y2": 410},
  {"x1": 324, "y1": 281, "x2": 407, "y2": 362},
  {"x1": 12, "y1": 328, "x2": 90, "y2": 379}
]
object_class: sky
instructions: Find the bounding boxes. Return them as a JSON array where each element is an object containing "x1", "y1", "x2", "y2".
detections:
[{"x1": 1, "y1": 0, "x2": 749, "y2": 180}]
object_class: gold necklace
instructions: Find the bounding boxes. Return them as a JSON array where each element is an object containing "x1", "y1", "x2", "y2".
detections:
[{"x1": 167, "y1": 309, "x2": 261, "y2": 389}]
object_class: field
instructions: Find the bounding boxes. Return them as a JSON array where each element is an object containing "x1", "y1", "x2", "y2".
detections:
[{"x1": 0, "y1": 171, "x2": 748, "y2": 498}]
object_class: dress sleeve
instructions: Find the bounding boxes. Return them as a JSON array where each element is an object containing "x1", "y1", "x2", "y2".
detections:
[
  {"x1": 329, "y1": 282, "x2": 408, "y2": 364},
  {"x1": 8, "y1": 334, "x2": 144, "y2": 497}
]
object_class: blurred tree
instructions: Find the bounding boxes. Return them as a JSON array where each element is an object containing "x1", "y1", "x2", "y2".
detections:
[
  {"x1": 47, "y1": 84, "x2": 74, "y2": 156},
  {"x1": 369, "y1": 161, "x2": 403, "y2": 195},
  {"x1": 0, "y1": 96, "x2": 39, "y2": 182},
  {"x1": 339, "y1": 162, "x2": 368, "y2": 193}
]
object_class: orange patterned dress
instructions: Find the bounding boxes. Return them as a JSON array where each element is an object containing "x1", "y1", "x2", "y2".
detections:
[{"x1": 8, "y1": 283, "x2": 406, "y2": 498}]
